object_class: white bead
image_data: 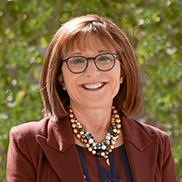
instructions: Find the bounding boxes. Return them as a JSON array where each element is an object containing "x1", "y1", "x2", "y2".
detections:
[
  {"x1": 77, "y1": 125, "x2": 82, "y2": 129},
  {"x1": 113, "y1": 137, "x2": 117, "y2": 141},
  {"x1": 89, "y1": 138, "x2": 94, "y2": 144},
  {"x1": 106, "y1": 135, "x2": 111, "y2": 140},
  {"x1": 92, "y1": 150, "x2": 96, "y2": 155},
  {"x1": 110, "y1": 145, "x2": 114, "y2": 149},
  {"x1": 86, "y1": 144, "x2": 90, "y2": 148},
  {"x1": 102, "y1": 145, "x2": 107, "y2": 150},
  {"x1": 106, "y1": 140, "x2": 110, "y2": 145},
  {"x1": 92, "y1": 142, "x2": 97, "y2": 146}
]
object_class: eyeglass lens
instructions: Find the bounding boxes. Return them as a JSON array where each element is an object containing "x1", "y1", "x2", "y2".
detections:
[{"x1": 66, "y1": 53, "x2": 116, "y2": 73}]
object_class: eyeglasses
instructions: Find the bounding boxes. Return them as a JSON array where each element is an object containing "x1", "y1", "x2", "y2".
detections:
[{"x1": 62, "y1": 53, "x2": 118, "y2": 74}]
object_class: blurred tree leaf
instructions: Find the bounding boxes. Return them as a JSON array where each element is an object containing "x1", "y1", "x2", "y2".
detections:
[{"x1": 0, "y1": 0, "x2": 182, "y2": 181}]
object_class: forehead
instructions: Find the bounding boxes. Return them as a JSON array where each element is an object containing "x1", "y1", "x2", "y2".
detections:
[{"x1": 62, "y1": 33, "x2": 117, "y2": 58}]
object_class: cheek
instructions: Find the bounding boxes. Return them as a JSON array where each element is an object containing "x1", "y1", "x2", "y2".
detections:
[
  {"x1": 61, "y1": 69, "x2": 79, "y2": 92},
  {"x1": 112, "y1": 65, "x2": 122, "y2": 92},
  {"x1": 61, "y1": 65, "x2": 70, "y2": 86}
]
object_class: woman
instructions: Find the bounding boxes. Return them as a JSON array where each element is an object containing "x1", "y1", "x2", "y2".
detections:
[{"x1": 7, "y1": 14, "x2": 178, "y2": 182}]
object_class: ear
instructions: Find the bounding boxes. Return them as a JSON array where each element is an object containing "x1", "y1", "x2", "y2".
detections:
[
  {"x1": 57, "y1": 75, "x2": 67, "y2": 90},
  {"x1": 120, "y1": 76, "x2": 124, "y2": 84}
]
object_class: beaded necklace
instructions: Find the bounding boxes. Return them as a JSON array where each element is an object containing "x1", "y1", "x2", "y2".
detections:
[{"x1": 69, "y1": 106, "x2": 122, "y2": 158}]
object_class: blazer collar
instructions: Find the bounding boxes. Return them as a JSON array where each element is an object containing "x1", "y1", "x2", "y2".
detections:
[
  {"x1": 46, "y1": 116, "x2": 75, "y2": 152},
  {"x1": 122, "y1": 117, "x2": 154, "y2": 151},
  {"x1": 38, "y1": 116, "x2": 155, "y2": 153},
  {"x1": 122, "y1": 117, "x2": 159, "y2": 182},
  {"x1": 37, "y1": 116, "x2": 85, "y2": 182}
]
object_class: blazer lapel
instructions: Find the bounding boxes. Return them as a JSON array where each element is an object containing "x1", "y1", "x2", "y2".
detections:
[
  {"x1": 37, "y1": 116, "x2": 85, "y2": 182},
  {"x1": 122, "y1": 117, "x2": 159, "y2": 182}
]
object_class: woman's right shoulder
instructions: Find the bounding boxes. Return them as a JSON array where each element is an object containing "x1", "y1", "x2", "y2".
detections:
[{"x1": 9, "y1": 117, "x2": 50, "y2": 141}]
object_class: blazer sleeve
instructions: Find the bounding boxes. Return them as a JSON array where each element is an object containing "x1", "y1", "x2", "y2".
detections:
[
  {"x1": 160, "y1": 133, "x2": 178, "y2": 182},
  {"x1": 6, "y1": 126, "x2": 36, "y2": 182}
]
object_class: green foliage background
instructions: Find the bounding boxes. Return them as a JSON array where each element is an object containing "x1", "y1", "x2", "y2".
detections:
[{"x1": 0, "y1": 0, "x2": 182, "y2": 181}]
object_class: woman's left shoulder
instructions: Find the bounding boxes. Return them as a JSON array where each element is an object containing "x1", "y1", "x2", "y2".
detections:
[
  {"x1": 142, "y1": 122, "x2": 168, "y2": 137},
  {"x1": 125, "y1": 117, "x2": 171, "y2": 145},
  {"x1": 133, "y1": 119, "x2": 171, "y2": 149}
]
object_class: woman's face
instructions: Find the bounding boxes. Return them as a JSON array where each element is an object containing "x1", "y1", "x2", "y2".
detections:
[{"x1": 59, "y1": 36, "x2": 123, "y2": 110}]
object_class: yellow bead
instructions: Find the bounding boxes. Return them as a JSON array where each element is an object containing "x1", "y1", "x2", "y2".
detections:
[
  {"x1": 112, "y1": 106, "x2": 115, "y2": 109},
  {"x1": 115, "y1": 119, "x2": 121, "y2": 123},
  {"x1": 101, "y1": 152, "x2": 105, "y2": 157},
  {"x1": 83, "y1": 139, "x2": 88, "y2": 143},
  {"x1": 116, "y1": 124, "x2": 121, "y2": 129},
  {"x1": 117, "y1": 130, "x2": 121, "y2": 134},
  {"x1": 69, "y1": 113, "x2": 74, "y2": 118},
  {"x1": 108, "y1": 149, "x2": 112, "y2": 153},
  {"x1": 88, "y1": 147, "x2": 92, "y2": 152},
  {"x1": 77, "y1": 134, "x2": 81, "y2": 139},
  {"x1": 70, "y1": 119, "x2": 75, "y2": 123},
  {"x1": 112, "y1": 109, "x2": 118, "y2": 114},
  {"x1": 113, "y1": 128, "x2": 118, "y2": 133},
  {"x1": 80, "y1": 131, "x2": 84, "y2": 135},
  {"x1": 72, "y1": 123, "x2": 76, "y2": 128},
  {"x1": 111, "y1": 118, "x2": 115, "y2": 122},
  {"x1": 73, "y1": 129, "x2": 78, "y2": 134},
  {"x1": 69, "y1": 108, "x2": 73, "y2": 113},
  {"x1": 114, "y1": 114, "x2": 120, "y2": 118},
  {"x1": 111, "y1": 140, "x2": 116, "y2": 145}
]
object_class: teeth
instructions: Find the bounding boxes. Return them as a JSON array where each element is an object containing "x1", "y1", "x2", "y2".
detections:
[{"x1": 83, "y1": 83, "x2": 104, "y2": 90}]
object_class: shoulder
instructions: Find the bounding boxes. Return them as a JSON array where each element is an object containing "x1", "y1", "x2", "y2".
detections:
[
  {"x1": 141, "y1": 122, "x2": 171, "y2": 153},
  {"x1": 9, "y1": 117, "x2": 50, "y2": 139},
  {"x1": 9, "y1": 117, "x2": 51, "y2": 154},
  {"x1": 138, "y1": 120, "x2": 167, "y2": 137},
  {"x1": 125, "y1": 117, "x2": 168, "y2": 138},
  {"x1": 124, "y1": 117, "x2": 171, "y2": 153},
  {"x1": 139, "y1": 120, "x2": 169, "y2": 141}
]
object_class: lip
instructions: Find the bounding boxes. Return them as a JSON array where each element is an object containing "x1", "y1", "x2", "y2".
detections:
[{"x1": 81, "y1": 82, "x2": 106, "y2": 90}]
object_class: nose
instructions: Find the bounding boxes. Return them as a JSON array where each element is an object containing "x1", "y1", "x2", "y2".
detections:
[{"x1": 84, "y1": 59, "x2": 100, "y2": 77}]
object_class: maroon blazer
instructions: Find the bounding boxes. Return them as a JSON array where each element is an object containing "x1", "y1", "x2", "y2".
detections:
[{"x1": 6, "y1": 116, "x2": 178, "y2": 182}]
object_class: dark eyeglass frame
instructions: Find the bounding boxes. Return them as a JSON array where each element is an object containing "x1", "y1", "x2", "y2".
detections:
[{"x1": 62, "y1": 53, "x2": 118, "y2": 74}]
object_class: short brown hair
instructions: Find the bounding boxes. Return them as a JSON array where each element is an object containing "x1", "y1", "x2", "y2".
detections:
[{"x1": 40, "y1": 14, "x2": 143, "y2": 119}]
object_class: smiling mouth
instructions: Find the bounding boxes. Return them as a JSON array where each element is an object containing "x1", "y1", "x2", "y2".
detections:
[{"x1": 82, "y1": 82, "x2": 105, "y2": 90}]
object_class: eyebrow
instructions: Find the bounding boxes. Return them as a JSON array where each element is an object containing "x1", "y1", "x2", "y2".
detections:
[{"x1": 68, "y1": 50, "x2": 109, "y2": 57}]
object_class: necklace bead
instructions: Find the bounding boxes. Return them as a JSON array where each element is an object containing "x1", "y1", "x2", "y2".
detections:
[{"x1": 69, "y1": 106, "x2": 122, "y2": 157}]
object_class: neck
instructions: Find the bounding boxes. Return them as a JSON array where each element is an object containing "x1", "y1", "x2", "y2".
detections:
[
  {"x1": 69, "y1": 104, "x2": 123, "y2": 157},
  {"x1": 70, "y1": 103, "x2": 112, "y2": 142}
]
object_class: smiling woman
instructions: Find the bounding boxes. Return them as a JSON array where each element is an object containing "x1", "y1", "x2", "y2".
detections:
[
  {"x1": 59, "y1": 35, "x2": 123, "y2": 112},
  {"x1": 6, "y1": 14, "x2": 178, "y2": 182},
  {"x1": 40, "y1": 15, "x2": 142, "y2": 119}
]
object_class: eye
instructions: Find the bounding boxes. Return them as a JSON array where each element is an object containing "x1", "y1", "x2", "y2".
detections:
[
  {"x1": 97, "y1": 56, "x2": 111, "y2": 63},
  {"x1": 70, "y1": 57, "x2": 86, "y2": 64}
]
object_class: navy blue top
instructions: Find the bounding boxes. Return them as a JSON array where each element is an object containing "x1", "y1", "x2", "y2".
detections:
[{"x1": 76, "y1": 144, "x2": 133, "y2": 182}]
